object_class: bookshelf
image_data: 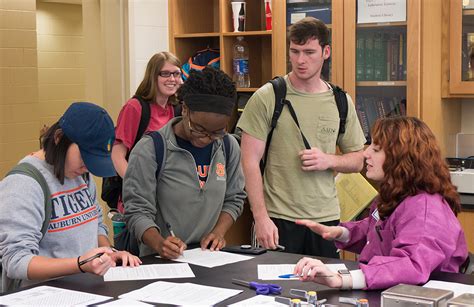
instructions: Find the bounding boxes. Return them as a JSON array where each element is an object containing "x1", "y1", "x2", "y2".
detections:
[
  {"x1": 344, "y1": 0, "x2": 420, "y2": 144},
  {"x1": 169, "y1": 0, "x2": 287, "y2": 92}
]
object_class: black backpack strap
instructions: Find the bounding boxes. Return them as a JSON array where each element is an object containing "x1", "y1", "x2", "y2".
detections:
[
  {"x1": 223, "y1": 134, "x2": 231, "y2": 166},
  {"x1": 263, "y1": 77, "x2": 311, "y2": 172},
  {"x1": 128, "y1": 95, "x2": 152, "y2": 159},
  {"x1": 147, "y1": 131, "x2": 166, "y2": 182},
  {"x1": 173, "y1": 103, "x2": 182, "y2": 117},
  {"x1": 328, "y1": 82, "x2": 348, "y2": 135},
  {"x1": 6, "y1": 163, "x2": 51, "y2": 239},
  {"x1": 263, "y1": 77, "x2": 287, "y2": 171}
]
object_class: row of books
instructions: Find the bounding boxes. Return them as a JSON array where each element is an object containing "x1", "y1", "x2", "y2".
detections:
[
  {"x1": 356, "y1": 31, "x2": 407, "y2": 82},
  {"x1": 356, "y1": 95, "x2": 407, "y2": 142}
]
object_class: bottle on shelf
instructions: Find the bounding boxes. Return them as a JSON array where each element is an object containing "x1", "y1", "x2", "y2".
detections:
[
  {"x1": 238, "y1": 2, "x2": 246, "y2": 31},
  {"x1": 233, "y1": 36, "x2": 250, "y2": 88},
  {"x1": 265, "y1": 0, "x2": 272, "y2": 30}
]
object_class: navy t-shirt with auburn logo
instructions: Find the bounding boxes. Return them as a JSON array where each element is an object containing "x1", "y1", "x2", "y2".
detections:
[{"x1": 176, "y1": 136, "x2": 213, "y2": 188}]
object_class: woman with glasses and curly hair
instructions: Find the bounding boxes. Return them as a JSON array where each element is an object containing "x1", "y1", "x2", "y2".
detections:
[
  {"x1": 108, "y1": 52, "x2": 183, "y2": 213},
  {"x1": 123, "y1": 67, "x2": 246, "y2": 259},
  {"x1": 293, "y1": 117, "x2": 467, "y2": 290}
]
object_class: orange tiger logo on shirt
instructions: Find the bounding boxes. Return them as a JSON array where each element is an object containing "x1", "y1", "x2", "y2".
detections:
[{"x1": 215, "y1": 163, "x2": 225, "y2": 177}]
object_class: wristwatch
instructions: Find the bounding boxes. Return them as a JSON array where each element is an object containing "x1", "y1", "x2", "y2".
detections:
[{"x1": 338, "y1": 269, "x2": 352, "y2": 290}]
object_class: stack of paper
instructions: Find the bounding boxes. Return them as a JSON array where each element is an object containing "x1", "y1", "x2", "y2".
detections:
[
  {"x1": 104, "y1": 263, "x2": 194, "y2": 281},
  {"x1": 0, "y1": 286, "x2": 112, "y2": 306},
  {"x1": 119, "y1": 281, "x2": 242, "y2": 305},
  {"x1": 170, "y1": 248, "x2": 253, "y2": 268}
]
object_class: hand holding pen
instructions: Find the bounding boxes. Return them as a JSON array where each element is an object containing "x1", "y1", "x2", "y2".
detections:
[
  {"x1": 293, "y1": 257, "x2": 343, "y2": 288},
  {"x1": 77, "y1": 247, "x2": 115, "y2": 276},
  {"x1": 156, "y1": 223, "x2": 186, "y2": 259}
]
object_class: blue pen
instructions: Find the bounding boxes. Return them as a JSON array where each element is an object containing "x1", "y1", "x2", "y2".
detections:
[
  {"x1": 278, "y1": 273, "x2": 299, "y2": 279},
  {"x1": 278, "y1": 273, "x2": 334, "y2": 278}
]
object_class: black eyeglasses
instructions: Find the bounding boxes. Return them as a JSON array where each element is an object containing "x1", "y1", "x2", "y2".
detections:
[
  {"x1": 158, "y1": 71, "x2": 182, "y2": 78},
  {"x1": 188, "y1": 114, "x2": 227, "y2": 140}
]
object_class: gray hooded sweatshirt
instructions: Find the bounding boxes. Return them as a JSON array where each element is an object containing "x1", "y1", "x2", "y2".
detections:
[
  {"x1": 123, "y1": 117, "x2": 246, "y2": 256},
  {"x1": 0, "y1": 156, "x2": 107, "y2": 288}
]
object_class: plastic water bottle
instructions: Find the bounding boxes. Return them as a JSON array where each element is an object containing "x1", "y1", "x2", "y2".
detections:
[{"x1": 233, "y1": 36, "x2": 250, "y2": 88}]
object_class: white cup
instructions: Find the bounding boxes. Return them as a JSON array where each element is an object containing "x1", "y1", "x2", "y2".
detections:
[{"x1": 231, "y1": 2, "x2": 246, "y2": 32}]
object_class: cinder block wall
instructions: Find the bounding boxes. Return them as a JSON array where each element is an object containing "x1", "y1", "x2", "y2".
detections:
[
  {"x1": 0, "y1": 0, "x2": 39, "y2": 177},
  {"x1": 37, "y1": 2, "x2": 85, "y2": 127}
]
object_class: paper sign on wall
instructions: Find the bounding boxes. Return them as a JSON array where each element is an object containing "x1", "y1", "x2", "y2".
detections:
[{"x1": 357, "y1": 0, "x2": 406, "y2": 24}]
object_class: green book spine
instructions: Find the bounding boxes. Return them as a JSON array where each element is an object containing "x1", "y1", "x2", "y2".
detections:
[
  {"x1": 365, "y1": 32, "x2": 375, "y2": 80},
  {"x1": 356, "y1": 32, "x2": 366, "y2": 81}
]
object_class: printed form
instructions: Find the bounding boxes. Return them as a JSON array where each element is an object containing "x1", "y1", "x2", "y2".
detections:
[
  {"x1": 119, "y1": 281, "x2": 242, "y2": 305},
  {"x1": 104, "y1": 263, "x2": 195, "y2": 281},
  {"x1": 168, "y1": 248, "x2": 253, "y2": 268},
  {"x1": 0, "y1": 286, "x2": 111, "y2": 306},
  {"x1": 258, "y1": 263, "x2": 348, "y2": 280}
]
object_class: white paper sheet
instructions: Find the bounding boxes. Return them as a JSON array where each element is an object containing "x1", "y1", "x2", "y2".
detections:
[
  {"x1": 119, "y1": 281, "x2": 242, "y2": 305},
  {"x1": 229, "y1": 295, "x2": 289, "y2": 306},
  {"x1": 258, "y1": 263, "x2": 348, "y2": 280},
  {"x1": 169, "y1": 248, "x2": 253, "y2": 268},
  {"x1": 103, "y1": 263, "x2": 195, "y2": 281},
  {"x1": 0, "y1": 285, "x2": 112, "y2": 306},
  {"x1": 97, "y1": 298, "x2": 154, "y2": 306},
  {"x1": 423, "y1": 280, "x2": 474, "y2": 298}
]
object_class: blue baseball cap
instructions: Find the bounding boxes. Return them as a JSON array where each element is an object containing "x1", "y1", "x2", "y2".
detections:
[{"x1": 59, "y1": 102, "x2": 116, "y2": 178}]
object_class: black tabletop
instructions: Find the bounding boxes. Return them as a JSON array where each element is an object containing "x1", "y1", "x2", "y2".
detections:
[{"x1": 4, "y1": 251, "x2": 474, "y2": 306}]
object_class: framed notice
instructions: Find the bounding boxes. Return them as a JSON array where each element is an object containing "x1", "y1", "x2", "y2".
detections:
[{"x1": 357, "y1": 0, "x2": 406, "y2": 24}]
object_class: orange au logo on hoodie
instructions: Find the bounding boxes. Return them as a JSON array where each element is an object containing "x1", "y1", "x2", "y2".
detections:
[{"x1": 216, "y1": 163, "x2": 225, "y2": 177}]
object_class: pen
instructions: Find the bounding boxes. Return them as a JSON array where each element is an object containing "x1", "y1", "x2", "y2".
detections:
[
  {"x1": 166, "y1": 222, "x2": 176, "y2": 237},
  {"x1": 78, "y1": 252, "x2": 104, "y2": 266},
  {"x1": 278, "y1": 273, "x2": 334, "y2": 278}
]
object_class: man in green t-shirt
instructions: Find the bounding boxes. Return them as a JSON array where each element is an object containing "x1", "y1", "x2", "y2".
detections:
[{"x1": 237, "y1": 17, "x2": 366, "y2": 257}]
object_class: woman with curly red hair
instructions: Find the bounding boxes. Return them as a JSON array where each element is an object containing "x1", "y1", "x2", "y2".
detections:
[{"x1": 293, "y1": 117, "x2": 468, "y2": 290}]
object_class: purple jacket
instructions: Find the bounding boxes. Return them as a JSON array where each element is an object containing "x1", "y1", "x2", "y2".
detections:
[{"x1": 335, "y1": 192, "x2": 468, "y2": 290}]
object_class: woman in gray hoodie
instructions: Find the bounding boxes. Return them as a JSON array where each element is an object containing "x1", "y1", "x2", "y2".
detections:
[{"x1": 124, "y1": 67, "x2": 246, "y2": 259}]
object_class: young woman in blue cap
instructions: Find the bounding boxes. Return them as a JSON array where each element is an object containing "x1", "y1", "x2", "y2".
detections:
[{"x1": 0, "y1": 102, "x2": 141, "y2": 292}]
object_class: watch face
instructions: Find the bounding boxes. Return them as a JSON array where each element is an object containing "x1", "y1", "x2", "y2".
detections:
[{"x1": 338, "y1": 269, "x2": 350, "y2": 275}]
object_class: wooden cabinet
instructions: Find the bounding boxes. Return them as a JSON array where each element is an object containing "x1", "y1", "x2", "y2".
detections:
[
  {"x1": 447, "y1": 0, "x2": 474, "y2": 95},
  {"x1": 169, "y1": 0, "x2": 287, "y2": 92}
]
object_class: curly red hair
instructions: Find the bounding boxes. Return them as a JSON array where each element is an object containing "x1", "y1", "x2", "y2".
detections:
[{"x1": 371, "y1": 117, "x2": 460, "y2": 218}]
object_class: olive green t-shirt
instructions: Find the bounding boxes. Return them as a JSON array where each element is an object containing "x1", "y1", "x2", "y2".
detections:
[{"x1": 237, "y1": 75, "x2": 366, "y2": 222}]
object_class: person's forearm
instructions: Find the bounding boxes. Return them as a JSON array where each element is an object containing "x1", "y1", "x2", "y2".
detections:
[
  {"x1": 27, "y1": 256, "x2": 81, "y2": 280},
  {"x1": 242, "y1": 164, "x2": 268, "y2": 220},
  {"x1": 211, "y1": 212, "x2": 235, "y2": 237},
  {"x1": 98, "y1": 235, "x2": 111, "y2": 247},
  {"x1": 142, "y1": 227, "x2": 165, "y2": 253},
  {"x1": 112, "y1": 144, "x2": 129, "y2": 178},
  {"x1": 331, "y1": 150, "x2": 364, "y2": 173}
]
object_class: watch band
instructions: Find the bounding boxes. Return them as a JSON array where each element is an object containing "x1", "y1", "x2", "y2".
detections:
[{"x1": 338, "y1": 269, "x2": 352, "y2": 290}]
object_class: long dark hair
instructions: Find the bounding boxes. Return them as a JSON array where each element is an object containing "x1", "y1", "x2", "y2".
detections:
[{"x1": 40, "y1": 122, "x2": 72, "y2": 184}]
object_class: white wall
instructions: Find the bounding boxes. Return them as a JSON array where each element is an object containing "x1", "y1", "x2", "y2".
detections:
[
  {"x1": 128, "y1": 0, "x2": 169, "y2": 97},
  {"x1": 461, "y1": 100, "x2": 474, "y2": 133}
]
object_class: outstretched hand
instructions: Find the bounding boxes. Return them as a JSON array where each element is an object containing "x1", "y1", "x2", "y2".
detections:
[{"x1": 295, "y1": 219, "x2": 342, "y2": 241}]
